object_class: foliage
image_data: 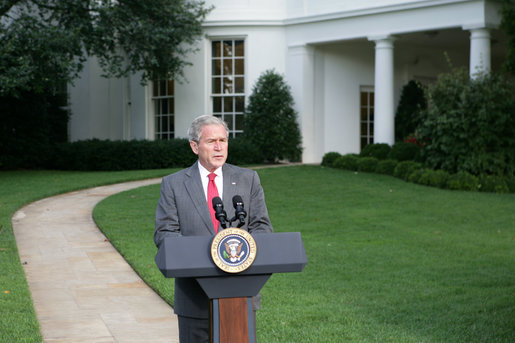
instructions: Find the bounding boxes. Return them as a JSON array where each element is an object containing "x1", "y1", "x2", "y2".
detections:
[
  {"x1": 388, "y1": 141, "x2": 422, "y2": 161},
  {"x1": 359, "y1": 143, "x2": 391, "y2": 160},
  {"x1": 0, "y1": 90, "x2": 68, "y2": 169},
  {"x1": 356, "y1": 157, "x2": 378, "y2": 173},
  {"x1": 501, "y1": 0, "x2": 515, "y2": 74},
  {"x1": 227, "y1": 136, "x2": 265, "y2": 165},
  {"x1": 321, "y1": 152, "x2": 342, "y2": 167},
  {"x1": 333, "y1": 154, "x2": 359, "y2": 171},
  {"x1": 375, "y1": 159, "x2": 398, "y2": 175},
  {"x1": 446, "y1": 171, "x2": 480, "y2": 191},
  {"x1": 408, "y1": 167, "x2": 426, "y2": 184},
  {"x1": 394, "y1": 80, "x2": 427, "y2": 141},
  {"x1": 417, "y1": 68, "x2": 515, "y2": 176},
  {"x1": 243, "y1": 70, "x2": 302, "y2": 162},
  {"x1": 479, "y1": 174, "x2": 509, "y2": 194},
  {"x1": 0, "y1": 0, "x2": 211, "y2": 97},
  {"x1": 393, "y1": 161, "x2": 423, "y2": 181},
  {"x1": 417, "y1": 169, "x2": 450, "y2": 188}
]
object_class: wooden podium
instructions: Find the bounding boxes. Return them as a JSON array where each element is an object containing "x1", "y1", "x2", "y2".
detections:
[{"x1": 155, "y1": 232, "x2": 307, "y2": 343}]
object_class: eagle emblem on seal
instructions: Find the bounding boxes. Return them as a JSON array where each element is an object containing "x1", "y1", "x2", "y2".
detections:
[{"x1": 223, "y1": 238, "x2": 246, "y2": 262}]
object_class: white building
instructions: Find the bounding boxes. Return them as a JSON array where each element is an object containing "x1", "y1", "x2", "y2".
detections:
[{"x1": 68, "y1": 0, "x2": 507, "y2": 163}]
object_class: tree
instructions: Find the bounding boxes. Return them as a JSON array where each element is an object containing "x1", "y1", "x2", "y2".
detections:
[
  {"x1": 243, "y1": 70, "x2": 302, "y2": 162},
  {"x1": 394, "y1": 80, "x2": 427, "y2": 142},
  {"x1": 501, "y1": 0, "x2": 515, "y2": 74},
  {"x1": 417, "y1": 68, "x2": 514, "y2": 176},
  {"x1": 0, "y1": 0, "x2": 211, "y2": 97}
]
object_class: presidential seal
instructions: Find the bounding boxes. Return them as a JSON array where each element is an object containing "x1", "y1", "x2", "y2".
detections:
[{"x1": 211, "y1": 228, "x2": 257, "y2": 273}]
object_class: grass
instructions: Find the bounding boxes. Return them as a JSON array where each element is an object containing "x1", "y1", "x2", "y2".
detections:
[
  {"x1": 93, "y1": 165, "x2": 515, "y2": 343},
  {"x1": 0, "y1": 169, "x2": 178, "y2": 343}
]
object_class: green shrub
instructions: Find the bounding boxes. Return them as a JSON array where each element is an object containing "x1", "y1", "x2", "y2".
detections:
[
  {"x1": 359, "y1": 143, "x2": 391, "y2": 160},
  {"x1": 395, "y1": 80, "x2": 427, "y2": 141},
  {"x1": 388, "y1": 141, "x2": 422, "y2": 161},
  {"x1": 506, "y1": 176, "x2": 515, "y2": 193},
  {"x1": 479, "y1": 175, "x2": 509, "y2": 193},
  {"x1": 394, "y1": 161, "x2": 423, "y2": 181},
  {"x1": 0, "y1": 90, "x2": 68, "y2": 170},
  {"x1": 417, "y1": 68, "x2": 514, "y2": 176},
  {"x1": 321, "y1": 152, "x2": 342, "y2": 167},
  {"x1": 446, "y1": 172, "x2": 480, "y2": 191},
  {"x1": 375, "y1": 159, "x2": 398, "y2": 175},
  {"x1": 244, "y1": 70, "x2": 302, "y2": 162},
  {"x1": 334, "y1": 154, "x2": 359, "y2": 171},
  {"x1": 418, "y1": 169, "x2": 450, "y2": 188},
  {"x1": 408, "y1": 168, "x2": 426, "y2": 184},
  {"x1": 227, "y1": 136, "x2": 265, "y2": 165},
  {"x1": 357, "y1": 157, "x2": 379, "y2": 172}
]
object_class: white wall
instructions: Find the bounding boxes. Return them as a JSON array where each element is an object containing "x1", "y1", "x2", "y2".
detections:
[
  {"x1": 68, "y1": 57, "x2": 127, "y2": 141},
  {"x1": 318, "y1": 41, "x2": 376, "y2": 156}
]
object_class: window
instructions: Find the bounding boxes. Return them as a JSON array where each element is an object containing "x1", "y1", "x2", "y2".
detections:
[
  {"x1": 211, "y1": 39, "x2": 245, "y2": 137},
  {"x1": 153, "y1": 79, "x2": 174, "y2": 140},
  {"x1": 360, "y1": 86, "x2": 374, "y2": 150}
]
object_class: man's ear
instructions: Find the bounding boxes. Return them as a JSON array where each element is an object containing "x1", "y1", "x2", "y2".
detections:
[{"x1": 190, "y1": 140, "x2": 199, "y2": 155}]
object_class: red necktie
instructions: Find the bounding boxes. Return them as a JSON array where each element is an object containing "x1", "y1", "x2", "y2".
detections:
[{"x1": 207, "y1": 173, "x2": 220, "y2": 233}]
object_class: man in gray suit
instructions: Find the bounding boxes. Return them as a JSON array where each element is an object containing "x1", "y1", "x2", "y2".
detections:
[{"x1": 154, "y1": 115, "x2": 273, "y2": 342}]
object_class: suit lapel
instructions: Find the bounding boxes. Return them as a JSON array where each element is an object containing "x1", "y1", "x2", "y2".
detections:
[{"x1": 184, "y1": 162, "x2": 215, "y2": 234}]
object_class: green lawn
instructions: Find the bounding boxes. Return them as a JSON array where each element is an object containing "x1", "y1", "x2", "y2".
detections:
[
  {"x1": 0, "y1": 169, "x2": 177, "y2": 343},
  {"x1": 93, "y1": 165, "x2": 515, "y2": 343}
]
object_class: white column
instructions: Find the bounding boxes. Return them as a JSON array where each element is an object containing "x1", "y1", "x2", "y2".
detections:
[
  {"x1": 468, "y1": 27, "x2": 491, "y2": 78},
  {"x1": 286, "y1": 44, "x2": 316, "y2": 163},
  {"x1": 369, "y1": 36, "x2": 395, "y2": 145}
]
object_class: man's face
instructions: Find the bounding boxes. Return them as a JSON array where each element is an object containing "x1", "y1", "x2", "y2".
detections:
[{"x1": 190, "y1": 124, "x2": 228, "y2": 172}]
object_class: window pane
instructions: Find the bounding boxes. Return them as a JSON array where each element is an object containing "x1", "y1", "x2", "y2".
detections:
[
  {"x1": 169, "y1": 98, "x2": 175, "y2": 114},
  {"x1": 170, "y1": 115, "x2": 175, "y2": 132},
  {"x1": 234, "y1": 40, "x2": 244, "y2": 56},
  {"x1": 224, "y1": 97, "x2": 233, "y2": 112},
  {"x1": 361, "y1": 122, "x2": 368, "y2": 134},
  {"x1": 159, "y1": 80, "x2": 167, "y2": 96},
  {"x1": 212, "y1": 60, "x2": 221, "y2": 76},
  {"x1": 212, "y1": 41, "x2": 221, "y2": 58},
  {"x1": 223, "y1": 77, "x2": 233, "y2": 94},
  {"x1": 235, "y1": 77, "x2": 244, "y2": 93},
  {"x1": 361, "y1": 108, "x2": 368, "y2": 120},
  {"x1": 224, "y1": 114, "x2": 234, "y2": 130},
  {"x1": 213, "y1": 97, "x2": 222, "y2": 113},
  {"x1": 223, "y1": 41, "x2": 232, "y2": 57},
  {"x1": 235, "y1": 59, "x2": 244, "y2": 75},
  {"x1": 168, "y1": 80, "x2": 174, "y2": 95},
  {"x1": 212, "y1": 77, "x2": 222, "y2": 94},
  {"x1": 235, "y1": 96, "x2": 245, "y2": 112},
  {"x1": 235, "y1": 114, "x2": 244, "y2": 130},
  {"x1": 370, "y1": 93, "x2": 374, "y2": 106},
  {"x1": 360, "y1": 92, "x2": 367, "y2": 105},
  {"x1": 223, "y1": 59, "x2": 233, "y2": 75}
]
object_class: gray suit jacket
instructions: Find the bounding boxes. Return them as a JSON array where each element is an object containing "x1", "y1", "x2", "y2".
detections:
[{"x1": 154, "y1": 162, "x2": 273, "y2": 318}]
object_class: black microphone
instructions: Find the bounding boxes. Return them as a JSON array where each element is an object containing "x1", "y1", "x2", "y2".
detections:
[
  {"x1": 212, "y1": 196, "x2": 227, "y2": 229},
  {"x1": 232, "y1": 195, "x2": 247, "y2": 228}
]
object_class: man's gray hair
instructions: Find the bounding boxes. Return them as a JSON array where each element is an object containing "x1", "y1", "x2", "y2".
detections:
[{"x1": 188, "y1": 115, "x2": 229, "y2": 142}]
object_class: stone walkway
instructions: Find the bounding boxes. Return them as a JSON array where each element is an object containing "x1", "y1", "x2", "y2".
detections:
[{"x1": 12, "y1": 178, "x2": 179, "y2": 343}]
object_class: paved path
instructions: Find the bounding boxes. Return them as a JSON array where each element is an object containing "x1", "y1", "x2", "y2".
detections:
[{"x1": 12, "y1": 178, "x2": 179, "y2": 343}]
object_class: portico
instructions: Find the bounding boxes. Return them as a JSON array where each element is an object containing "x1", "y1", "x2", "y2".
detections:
[{"x1": 285, "y1": 0, "x2": 504, "y2": 163}]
